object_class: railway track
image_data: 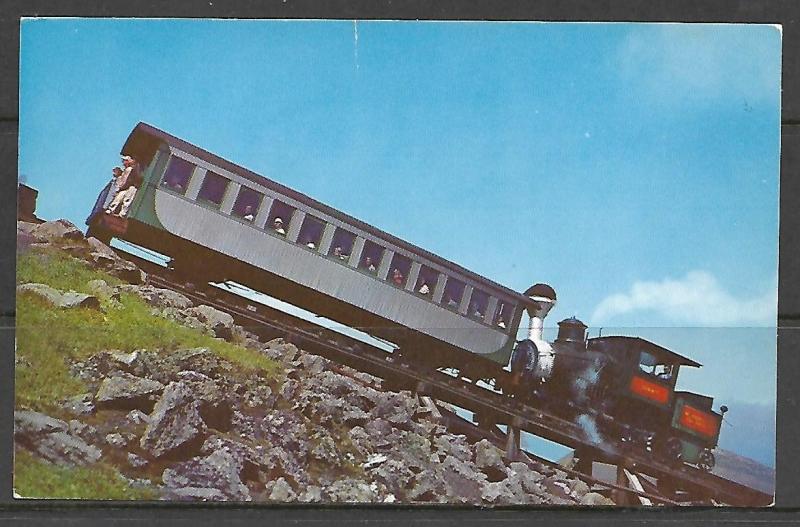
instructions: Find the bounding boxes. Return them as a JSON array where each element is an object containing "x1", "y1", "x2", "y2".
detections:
[{"x1": 115, "y1": 246, "x2": 772, "y2": 506}]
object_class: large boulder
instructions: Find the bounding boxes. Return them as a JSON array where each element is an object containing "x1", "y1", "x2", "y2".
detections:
[
  {"x1": 473, "y1": 439, "x2": 507, "y2": 480},
  {"x1": 580, "y1": 492, "x2": 616, "y2": 506},
  {"x1": 17, "y1": 283, "x2": 100, "y2": 310},
  {"x1": 95, "y1": 372, "x2": 165, "y2": 411},
  {"x1": 187, "y1": 305, "x2": 236, "y2": 340},
  {"x1": 161, "y1": 449, "x2": 252, "y2": 502},
  {"x1": 30, "y1": 219, "x2": 84, "y2": 242},
  {"x1": 116, "y1": 284, "x2": 193, "y2": 310},
  {"x1": 267, "y1": 477, "x2": 297, "y2": 501},
  {"x1": 325, "y1": 478, "x2": 378, "y2": 503},
  {"x1": 84, "y1": 237, "x2": 145, "y2": 284},
  {"x1": 14, "y1": 411, "x2": 101, "y2": 466},
  {"x1": 139, "y1": 381, "x2": 208, "y2": 458}
]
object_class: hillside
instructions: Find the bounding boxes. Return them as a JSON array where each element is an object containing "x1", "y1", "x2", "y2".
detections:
[{"x1": 13, "y1": 219, "x2": 612, "y2": 505}]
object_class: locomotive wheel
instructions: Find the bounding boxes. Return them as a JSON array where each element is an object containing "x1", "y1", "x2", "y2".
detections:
[{"x1": 697, "y1": 449, "x2": 715, "y2": 472}]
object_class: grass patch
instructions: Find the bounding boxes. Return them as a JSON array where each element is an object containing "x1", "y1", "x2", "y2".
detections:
[
  {"x1": 16, "y1": 248, "x2": 282, "y2": 416},
  {"x1": 14, "y1": 448, "x2": 157, "y2": 500},
  {"x1": 17, "y1": 249, "x2": 123, "y2": 294}
]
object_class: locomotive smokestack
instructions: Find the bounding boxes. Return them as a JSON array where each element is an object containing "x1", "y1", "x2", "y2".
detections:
[{"x1": 524, "y1": 283, "x2": 557, "y2": 343}]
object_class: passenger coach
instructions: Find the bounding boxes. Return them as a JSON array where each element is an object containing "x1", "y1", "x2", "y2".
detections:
[{"x1": 87, "y1": 123, "x2": 533, "y2": 375}]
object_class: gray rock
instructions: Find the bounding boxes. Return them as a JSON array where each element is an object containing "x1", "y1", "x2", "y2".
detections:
[
  {"x1": 105, "y1": 433, "x2": 128, "y2": 448},
  {"x1": 508, "y1": 462, "x2": 545, "y2": 494},
  {"x1": 408, "y1": 469, "x2": 446, "y2": 502},
  {"x1": 95, "y1": 372, "x2": 164, "y2": 409},
  {"x1": 325, "y1": 478, "x2": 378, "y2": 503},
  {"x1": 261, "y1": 339, "x2": 300, "y2": 363},
  {"x1": 162, "y1": 449, "x2": 252, "y2": 502},
  {"x1": 439, "y1": 455, "x2": 487, "y2": 504},
  {"x1": 297, "y1": 485, "x2": 324, "y2": 503},
  {"x1": 127, "y1": 452, "x2": 148, "y2": 468},
  {"x1": 187, "y1": 305, "x2": 235, "y2": 340},
  {"x1": 140, "y1": 381, "x2": 208, "y2": 458},
  {"x1": 33, "y1": 431, "x2": 103, "y2": 466},
  {"x1": 300, "y1": 354, "x2": 328, "y2": 375},
  {"x1": 17, "y1": 283, "x2": 100, "y2": 310},
  {"x1": 369, "y1": 458, "x2": 416, "y2": 498},
  {"x1": 31, "y1": 219, "x2": 84, "y2": 242},
  {"x1": 473, "y1": 439, "x2": 506, "y2": 477},
  {"x1": 117, "y1": 284, "x2": 193, "y2": 310},
  {"x1": 570, "y1": 479, "x2": 590, "y2": 499},
  {"x1": 126, "y1": 409, "x2": 150, "y2": 426},
  {"x1": 87, "y1": 279, "x2": 119, "y2": 300},
  {"x1": 580, "y1": 491, "x2": 616, "y2": 506},
  {"x1": 14, "y1": 410, "x2": 68, "y2": 436},
  {"x1": 267, "y1": 477, "x2": 296, "y2": 501},
  {"x1": 201, "y1": 435, "x2": 268, "y2": 480}
]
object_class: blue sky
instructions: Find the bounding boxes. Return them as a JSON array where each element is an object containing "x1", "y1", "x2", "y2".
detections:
[{"x1": 19, "y1": 20, "x2": 781, "y2": 465}]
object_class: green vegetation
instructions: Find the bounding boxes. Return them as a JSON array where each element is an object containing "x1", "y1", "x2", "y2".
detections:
[
  {"x1": 16, "y1": 248, "x2": 281, "y2": 415},
  {"x1": 14, "y1": 448, "x2": 157, "y2": 500}
]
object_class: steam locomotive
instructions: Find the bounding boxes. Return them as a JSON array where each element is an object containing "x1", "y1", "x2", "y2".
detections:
[
  {"x1": 86, "y1": 123, "x2": 726, "y2": 471},
  {"x1": 508, "y1": 286, "x2": 726, "y2": 470}
]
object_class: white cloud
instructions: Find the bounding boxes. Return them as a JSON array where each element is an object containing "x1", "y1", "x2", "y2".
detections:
[{"x1": 591, "y1": 270, "x2": 777, "y2": 327}]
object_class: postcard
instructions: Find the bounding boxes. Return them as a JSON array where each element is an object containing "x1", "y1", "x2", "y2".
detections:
[{"x1": 15, "y1": 19, "x2": 780, "y2": 506}]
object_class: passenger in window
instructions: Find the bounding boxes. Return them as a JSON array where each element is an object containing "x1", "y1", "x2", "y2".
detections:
[
  {"x1": 444, "y1": 295, "x2": 458, "y2": 309},
  {"x1": 392, "y1": 268, "x2": 404, "y2": 286},
  {"x1": 242, "y1": 205, "x2": 255, "y2": 222},
  {"x1": 333, "y1": 246, "x2": 349, "y2": 261},
  {"x1": 305, "y1": 238, "x2": 317, "y2": 250},
  {"x1": 470, "y1": 303, "x2": 484, "y2": 319},
  {"x1": 163, "y1": 174, "x2": 184, "y2": 191},
  {"x1": 272, "y1": 217, "x2": 286, "y2": 236},
  {"x1": 364, "y1": 256, "x2": 377, "y2": 273},
  {"x1": 497, "y1": 318, "x2": 506, "y2": 329},
  {"x1": 417, "y1": 281, "x2": 430, "y2": 296}
]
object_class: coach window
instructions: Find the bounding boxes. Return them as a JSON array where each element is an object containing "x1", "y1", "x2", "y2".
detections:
[
  {"x1": 415, "y1": 265, "x2": 438, "y2": 297},
  {"x1": 197, "y1": 171, "x2": 229, "y2": 207},
  {"x1": 359, "y1": 240, "x2": 384, "y2": 275},
  {"x1": 328, "y1": 227, "x2": 356, "y2": 261},
  {"x1": 160, "y1": 156, "x2": 195, "y2": 195},
  {"x1": 388, "y1": 253, "x2": 412, "y2": 288},
  {"x1": 298, "y1": 215, "x2": 325, "y2": 250},
  {"x1": 231, "y1": 187, "x2": 263, "y2": 222},
  {"x1": 468, "y1": 288, "x2": 490, "y2": 321},
  {"x1": 267, "y1": 200, "x2": 295, "y2": 236},
  {"x1": 441, "y1": 277, "x2": 466, "y2": 311}
]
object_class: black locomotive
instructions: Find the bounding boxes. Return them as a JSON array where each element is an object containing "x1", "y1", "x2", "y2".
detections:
[{"x1": 508, "y1": 287, "x2": 725, "y2": 470}]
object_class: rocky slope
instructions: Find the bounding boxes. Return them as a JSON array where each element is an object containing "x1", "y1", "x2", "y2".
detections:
[{"x1": 14, "y1": 219, "x2": 613, "y2": 505}]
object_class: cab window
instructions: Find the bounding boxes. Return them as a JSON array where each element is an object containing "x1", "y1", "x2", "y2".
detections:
[
  {"x1": 388, "y1": 253, "x2": 412, "y2": 288},
  {"x1": 161, "y1": 156, "x2": 195, "y2": 194},
  {"x1": 197, "y1": 171, "x2": 228, "y2": 207},
  {"x1": 638, "y1": 351, "x2": 674, "y2": 381},
  {"x1": 441, "y1": 277, "x2": 466, "y2": 311}
]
